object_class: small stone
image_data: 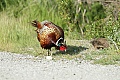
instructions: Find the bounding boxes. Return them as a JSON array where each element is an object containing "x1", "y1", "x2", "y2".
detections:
[{"x1": 46, "y1": 56, "x2": 52, "y2": 60}]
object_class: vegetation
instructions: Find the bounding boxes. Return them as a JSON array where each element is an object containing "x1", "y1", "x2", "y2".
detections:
[
  {"x1": 0, "y1": 0, "x2": 119, "y2": 65},
  {"x1": 84, "y1": 49, "x2": 120, "y2": 65}
]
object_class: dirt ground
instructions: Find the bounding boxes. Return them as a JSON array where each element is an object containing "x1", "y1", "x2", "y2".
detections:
[{"x1": 0, "y1": 51, "x2": 120, "y2": 80}]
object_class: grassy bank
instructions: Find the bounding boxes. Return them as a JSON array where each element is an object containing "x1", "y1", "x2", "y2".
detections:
[
  {"x1": 0, "y1": 0, "x2": 63, "y2": 55},
  {"x1": 0, "y1": 0, "x2": 119, "y2": 65}
]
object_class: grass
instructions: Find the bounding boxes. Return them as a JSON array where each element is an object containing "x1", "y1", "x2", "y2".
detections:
[
  {"x1": 84, "y1": 48, "x2": 120, "y2": 65},
  {"x1": 52, "y1": 40, "x2": 120, "y2": 65},
  {"x1": 0, "y1": 0, "x2": 63, "y2": 55},
  {"x1": 0, "y1": 0, "x2": 120, "y2": 65}
]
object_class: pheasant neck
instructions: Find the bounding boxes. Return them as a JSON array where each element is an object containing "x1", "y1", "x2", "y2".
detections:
[{"x1": 55, "y1": 37, "x2": 63, "y2": 46}]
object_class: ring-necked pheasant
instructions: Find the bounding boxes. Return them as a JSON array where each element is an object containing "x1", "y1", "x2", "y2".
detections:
[{"x1": 31, "y1": 20, "x2": 67, "y2": 58}]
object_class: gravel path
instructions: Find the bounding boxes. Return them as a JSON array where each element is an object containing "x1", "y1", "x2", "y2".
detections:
[{"x1": 0, "y1": 52, "x2": 120, "y2": 80}]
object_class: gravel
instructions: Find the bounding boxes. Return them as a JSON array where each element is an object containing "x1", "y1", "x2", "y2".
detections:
[{"x1": 0, "y1": 52, "x2": 120, "y2": 80}]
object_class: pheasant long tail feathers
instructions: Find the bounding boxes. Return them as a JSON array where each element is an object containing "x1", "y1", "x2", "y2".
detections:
[
  {"x1": 31, "y1": 20, "x2": 38, "y2": 27},
  {"x1": 31, "y1": 20, "x2": 42, "y2": 29}
]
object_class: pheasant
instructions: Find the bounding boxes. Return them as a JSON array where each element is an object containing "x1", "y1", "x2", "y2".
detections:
[{"x1": 31, "y1": 20, "x2": 67, "y2": 58}]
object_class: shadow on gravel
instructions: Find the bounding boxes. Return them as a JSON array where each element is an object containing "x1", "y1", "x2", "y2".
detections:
[{"x1": 54, "y1": 45, "x2": 88, "y2": 55}]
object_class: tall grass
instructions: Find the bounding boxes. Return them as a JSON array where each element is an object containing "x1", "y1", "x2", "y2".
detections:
[{"x1": 0, "y1": 0, "x2": 64, "y2": 55}]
